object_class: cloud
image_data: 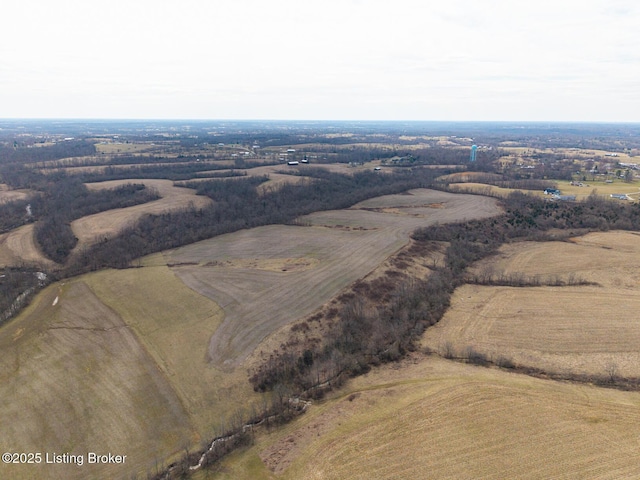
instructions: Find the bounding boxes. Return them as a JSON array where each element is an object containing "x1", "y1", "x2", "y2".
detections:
[{"x1": 1, "y1": 0, "x2": 638, "y2": 120}]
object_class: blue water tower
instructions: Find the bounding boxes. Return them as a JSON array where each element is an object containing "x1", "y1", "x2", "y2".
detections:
[{"x1": 470, "y1": 145, "x2": 478, "y2": 162}]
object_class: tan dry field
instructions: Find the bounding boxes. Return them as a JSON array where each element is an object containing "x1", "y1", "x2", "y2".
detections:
[
  {"x1": 0, "y1": 184, "x2": 33, "y2": 203},
  {"x1": 0, "y1": 188, "x2": 499, "y2": 479},
  {"x1": 0, "y1": 224, "x2": 57, "y2": 268},
  {"x1": 95, "y1": 142, "x2": 157, "y2": 154},
  {"x1": 437, "y1": 171, "x2": 503, "y2": 183},
  {"x1": 166, "y1": 189, "x2": 501, "y2": 369},
  {"x1": 0, "y1": 280, "x2": 193, "y2": 480},
  {"x1": 71, "y1": 179, "x2": 211, "y2": 249},
  {"x1": 81, "y1": 265, "x2": 261, "y2": 439},
  {"x1": 0, "y1": 179, "x2": 211, "y2": 268},
  {"x1": 243, "y1": 164, "x2": 318, "y2": 193},
  {"x1": 422, "y1": 230, "x2": 640, "y2": 378},
  {"x1": 445, "y1": 178, "x2": 640, "y2": 202},
  {"x1": 207, "y1": 355, "x2": 640, "y2": 480},
  {"x1": 0, "y1": 263, "x2": 256, "y2": 480},
  {"x1": 446, "y1": 181, "x2": 540, "y2": 198}
]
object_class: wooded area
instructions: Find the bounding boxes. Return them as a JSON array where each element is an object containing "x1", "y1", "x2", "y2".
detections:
[{"x1": 2, "y1": 120, "x2": 640, "y2": 479}]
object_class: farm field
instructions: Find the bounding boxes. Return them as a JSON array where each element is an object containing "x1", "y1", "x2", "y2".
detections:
[
  {"x1": 5, "y1": 119, "x2": 640, "y2": 479},
  {"x1": 445, "y1": 178, "x2": 640, "y2": 202},
  {"x1": 72, "y1": 179, "x2": 212, "y2": 248},
  {"x1": 167, "y1": 189, "x2": 501, "y2": 368},
  {"x1": 95, "y1": 142, "x2": 157, "y2": 154},
  {"x1": 0, "y1": 262, "x2": 254, "y2": 480},
  {"x1": 555, "y1": 179, "x2": 640, "y2": 201},
  {"x1": 207, "y1": 355, "x2": 640, "y2": 480},
  {"x1": 0, "y1": 188, "x2": 501, "y2": 479},
  {"x1": 0, "y1": 280, "x2": 193, "y2": 480},
  {"x1": 0, "y1": 184, "x2": 32, "y2": 203},
  {"x1": 446, "y1": 181, "x2": 540, "y2": 198},
  {"x1": 0, "y1": 179, "x2": 212, "y2": 268},
  {"x1": 421, "y1": 231, "x2": 640, "y2": 378},
  {"x1": 0, "y1": 224, "x2": 56, "y2": 268}
]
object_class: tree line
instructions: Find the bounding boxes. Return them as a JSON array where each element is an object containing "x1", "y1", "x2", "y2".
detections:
[
  {"x1": 62, "y1": 168, "x2": 442, "y2": 275},
  {"x1": 75, "y1": 161, "x2": 274, "y2": 182},
  {"x1": 0, "y1": 166, "x2": 161, "y2": 264},
  {"x1": 34, "y1": 178, "x2": 160, "y2": 264},
  {"x1": 249, "y1": 189, "x2": 640, "y2": 397},
  {"x1": 0, "y1": 140, "x2": 96, "y2": 164}
]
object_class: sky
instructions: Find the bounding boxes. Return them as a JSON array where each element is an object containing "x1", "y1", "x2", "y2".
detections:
[{"x1": 2, "y1": 0, "x2": 639, "y2": 121}]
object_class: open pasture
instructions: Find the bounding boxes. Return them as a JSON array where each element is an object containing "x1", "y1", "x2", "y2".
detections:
[
  {"x1": 167, "y1": 189, "x2": 501, "y2": 369},
  {"x1": 95, "y1": 142, "x2": 157, "y2": 154},
  {"x1": 0, "y1": 262, "x2": 261, "y2": 479},
  {"x1": 556, "y1": 179, "x2": 640, "y2": 201},
  {"x1": 209, "y1": 355, "x2": 640, "y2": 480},
  {"x1": 422, "y1": 231, "x2": 640, "y2": 378},
  {"x1": 0, "y1": 188, "x2": 499, "y2": 478}
]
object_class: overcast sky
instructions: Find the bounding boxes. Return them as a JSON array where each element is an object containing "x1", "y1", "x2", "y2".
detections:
[{"x1": 2, "y1": 0, "x2": 639, "y2": 121}]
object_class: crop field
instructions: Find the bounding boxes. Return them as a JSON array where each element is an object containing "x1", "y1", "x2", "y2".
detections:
[
  {"x1": 421, "y1": 231, "x2": 640, "y2": 378},
  {"x1": 0, "y1": 263, "x2": 261, "y2": 480},
  {"x1": 444, "y1": 177, "x2": 640, "y2": 202},
  {"x1": 0, "y1": 188, "x2": 499, "y2": 479},
  {"x1": 82, "y1": 265, "x2": 261, "y2": 438},
  {"x1": 207, "y1": 355, "x2": 640, "y2": 480},
  {"x1": 166, "y1": 189, "x2": 501, "y2": 369},
  {"x1": 0, "y1": 224, "x2": 56, "y2": 268},
  {"x1": 95, "y1": 142, "x2": 157, "y2": 154},
  {"x1": 0, "y1": 280, "x2": 193, "y2": 480}
]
